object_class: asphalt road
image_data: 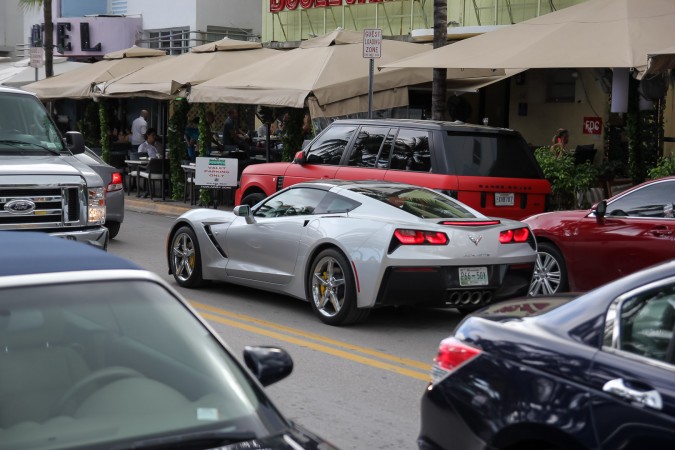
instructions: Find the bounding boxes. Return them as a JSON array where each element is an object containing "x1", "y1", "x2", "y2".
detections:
[{"x1": 108, "y1": 209, "x2": 464, "y2": 450}]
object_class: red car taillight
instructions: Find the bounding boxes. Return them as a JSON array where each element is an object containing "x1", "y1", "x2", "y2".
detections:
[
  {"x1": 394, "y1": 229, "x2": 448, "y2": 245},
  {"x1": 107, "y1": 172, "x2": 124, "y2": 192},
  {"x1": 431, "y1": 337, "x2": 482, "y2": 383},
  {"x1": 499, "y1": 227, "x2": 530, "y2": 244}
]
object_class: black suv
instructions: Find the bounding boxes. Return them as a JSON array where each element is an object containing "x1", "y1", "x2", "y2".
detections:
[{"x1": 236, "y1": 119, "x2": 550, "y2": 219}]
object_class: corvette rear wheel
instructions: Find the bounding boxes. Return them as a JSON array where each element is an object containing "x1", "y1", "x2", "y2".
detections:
[
  {"x1": 529, "y1": 242, "x2": 568, "y2": 296},
  {"x1": 308, "y1": 248, "x2": 369, "y2": 326},
  {"x1": 170, "y1": 226, "x2": 204, "y2": 288}
]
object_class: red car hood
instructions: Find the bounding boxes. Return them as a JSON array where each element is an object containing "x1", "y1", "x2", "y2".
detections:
[{"x1": 243, "y1": 161, "x2": 292, "y2": 175}]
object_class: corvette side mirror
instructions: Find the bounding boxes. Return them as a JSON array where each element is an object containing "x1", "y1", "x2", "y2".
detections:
[{"x1": 233, "y1": 205, "x2": 256, "y2": 224}]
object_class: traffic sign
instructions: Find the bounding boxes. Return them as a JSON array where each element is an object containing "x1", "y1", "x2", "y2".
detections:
[
  {"x1": 29, "y1": 47, "x2": 43, "y2": 68},
  {"x1": 363, "y1": 28, "x2": 382, "y2": 59}
]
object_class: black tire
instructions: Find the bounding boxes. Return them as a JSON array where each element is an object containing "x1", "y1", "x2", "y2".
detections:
[
  {"x1": 529, "y1": 242, "x2": 568, "y2": 296},
  {"x1": 307, "y1": 248, "x2": 370, "y2": 326},
  {"x1": 169, "y1": 226, "x2": 204, "y2": 288},
  {"x1": 241, "y1": 191, "x2": 266, "y2": 207},
  {"x1": 105, "y1": 221, "x2": 121, "y2": 240}
]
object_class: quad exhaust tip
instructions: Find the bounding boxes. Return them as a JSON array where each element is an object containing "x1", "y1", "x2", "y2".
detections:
[{"x1": 446, "y1": 290, "x2": 493, "y2": 306}]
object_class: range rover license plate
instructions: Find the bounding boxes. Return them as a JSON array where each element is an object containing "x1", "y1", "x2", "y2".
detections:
[
  {"x1": 495, "y1": 192, "x2": 514, "y2": 206},
  {"x1": 459, "y1": 267, "x2": 488, "y2": 286}
]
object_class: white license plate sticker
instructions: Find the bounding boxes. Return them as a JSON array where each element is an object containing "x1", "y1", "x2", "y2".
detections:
[
  {"x1": 459, "y1": 267, "x2": 489, "y2": 286},
  {"x1": 495, "y1": 192, "x2": 514, "y2": 206}
]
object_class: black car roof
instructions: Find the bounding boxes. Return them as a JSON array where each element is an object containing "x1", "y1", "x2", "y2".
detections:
[
  {"x1": 0, "y1": 231, "x2": 140, "y2": 277},
  {"x1": 330, "y1": 118, "x2": 516, "y2": 134}
]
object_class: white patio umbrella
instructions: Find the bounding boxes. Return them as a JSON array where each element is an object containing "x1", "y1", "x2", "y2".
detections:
[
  {"x1": 645, "y1": 45, "x2": 675, "y2": 76},
  {"x1": 382, "y1": 0, "x2": 675, "y2": 78},
  {"x1": 22, "y1": 46, "x2": 170, "y2": 100},
  {"x1": 98, "y1": 38, "x2": 279, "y2": 99},
  {"x1": 190, "y1": 29, "x2": 502, "y2": 117}
]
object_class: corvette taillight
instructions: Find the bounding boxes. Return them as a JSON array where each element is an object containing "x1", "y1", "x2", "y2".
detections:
[
  {"x1": 431, "y1": 337, "x2": 482, "y2": 383},
  {"x1": 499, "y1": 227, "x2": 530, "y2": 244},
  {"x1": 394, "y1": 229, "x2": 448, "y2": 245}
]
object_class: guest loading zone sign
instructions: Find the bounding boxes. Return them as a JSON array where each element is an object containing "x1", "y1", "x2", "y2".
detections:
[{"x1": 195, "y1": 157, "x2": 238, "y2": 187}]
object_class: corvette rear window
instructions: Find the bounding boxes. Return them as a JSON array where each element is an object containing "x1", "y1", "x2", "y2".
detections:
[{"x1": 352, "y1": 186, "x2": 475, "y2": 219}]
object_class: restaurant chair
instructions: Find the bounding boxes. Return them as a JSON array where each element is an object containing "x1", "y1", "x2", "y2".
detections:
[{"x1": 139, "y1": 158, "x2": 170, "y2": 199}]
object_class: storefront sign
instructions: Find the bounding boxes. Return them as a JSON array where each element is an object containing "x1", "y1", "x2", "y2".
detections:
[
  {"x1": 195, "y1": 157, "x2": 238, "y2": 187},
  {"x1": 583, "y1": 116, "x2": 603, "y2": 135},
  {"x1": 270, "y1": 0, "x2": 385, "y2": 13}
]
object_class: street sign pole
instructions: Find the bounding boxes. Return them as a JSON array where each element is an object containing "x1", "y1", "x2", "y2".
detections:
[{"x1": 363, "y1": 29, "x2": 382, "y2": 120}]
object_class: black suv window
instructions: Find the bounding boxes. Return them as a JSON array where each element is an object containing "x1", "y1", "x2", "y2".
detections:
[
  {"x1": 347, "y1": 126, "x2": 389, "y2": 168},
  {"x1": 305, "y1": 125, "x2": 356, "y2": 165},
  {"x1": 445, "y1": 132, "x2": 541, "y2": 179},
  {"x1": 390, "y1": 128, "x2": 431, "y2": 172},
  {"x1": 608, "y1": 180, "x2": 675, "y2": 218}
]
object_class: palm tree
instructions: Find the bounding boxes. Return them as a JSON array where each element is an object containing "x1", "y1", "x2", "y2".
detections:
[
  {"x1": 432, "y1": 0, "x2": 447, "y2": 121},
  {"x1": 20, "y1": 0, "x2": 54, "y2": 78}
]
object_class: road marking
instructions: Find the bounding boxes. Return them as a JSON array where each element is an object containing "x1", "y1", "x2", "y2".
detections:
[{"x1": 191, "y1": 301, "x2": 431, "y2": 381}]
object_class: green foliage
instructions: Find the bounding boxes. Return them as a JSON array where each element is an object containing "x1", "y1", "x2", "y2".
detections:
[
  {"x1": 534, "y1": 147, "x2": 599, "y2": 209},
  {"x1": 197, "y1": 105, "x2": 211, "y2": 206},
  {"x1": 76, "y1": 101, "x2": 100, "y2": 148},
  {"x1": 98, "y1": 101, "x2": 110, "y2": 163},
  {"x1": 168, "y1": 99, "x2": 190, "y2": 200},
  {"x1": 280, "y1": 108, "x2": 305, "y2": 162},
  {"x1": 648, "y1": 155, "x2": 675, "y2": 179},
  {"x1": 626, "y1": 76, "x2": 664, "y2": 184}
]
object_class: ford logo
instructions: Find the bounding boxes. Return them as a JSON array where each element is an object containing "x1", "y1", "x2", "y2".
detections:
[{"x1": 4, "y1": 199, "x2": 36, "y2": 215}]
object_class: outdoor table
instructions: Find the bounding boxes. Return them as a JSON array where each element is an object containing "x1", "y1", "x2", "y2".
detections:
[{"x1": 124, "y1": 159, "x2": 149, "y2": 197}]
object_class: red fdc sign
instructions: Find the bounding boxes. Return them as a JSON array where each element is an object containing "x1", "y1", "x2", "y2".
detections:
[
  {"x1": 271, "y1": 0, "x2": 385, "y2": 13},
  {"x1": 583, "y1": 117, "x2": 603, "y2": 135}
]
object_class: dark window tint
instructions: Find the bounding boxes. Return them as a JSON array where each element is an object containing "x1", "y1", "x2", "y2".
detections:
[
  {"x1": 351, "y1": 186, "x2": 475, "y2": 219},
  {"x1": 254, "y1": 187, "x2": 326, "y2": 217},
  {"x1": 305, "y1": 125, "x2": 356, "y2": 165},
  {"x1": 315, "y1": 192, "x2": 361, "y2": 214},
  {"x1": 608, "y1": 181, "x2": 675, "y2": 218},
  {"x1": 348, "y1": 126, "x2": 389, "y2": 168},
  {"x1": 390, "y1": 129, "x2": 431, "y2": 172},
  {"x1": 444, "y1": 132, "x2": 542, "y2": 179}
]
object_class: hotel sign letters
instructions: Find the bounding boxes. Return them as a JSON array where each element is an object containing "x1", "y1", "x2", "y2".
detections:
[{"x1": 271, "y1": 0, "x2": 386, "y2": 13}]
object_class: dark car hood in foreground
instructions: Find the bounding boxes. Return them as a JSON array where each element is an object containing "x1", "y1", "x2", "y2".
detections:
[
  {"x1": 472, "y1": 295, "x2": 578, "y2": 321},
  {"x1": 216, "y1": 425, "x2": 338, "y2": 450}
]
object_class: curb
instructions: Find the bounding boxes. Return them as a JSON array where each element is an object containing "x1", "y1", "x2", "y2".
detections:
[{"x1": 124, "y1": 197, "x2": 233, "y2": 217}]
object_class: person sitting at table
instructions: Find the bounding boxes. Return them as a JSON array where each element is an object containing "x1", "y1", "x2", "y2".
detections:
[
  {"x1": 138, "y1": 128, "x2": 160, "y2": 159},
  {"x1": 222, "y1": 108, "x2": 250, "y2": 152}
]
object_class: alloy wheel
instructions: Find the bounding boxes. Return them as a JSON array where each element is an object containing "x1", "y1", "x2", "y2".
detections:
[
  {"x1": 530, "y1": 251, "x2": 562, "y2": 295},
  {"x1": 311, "y1": 256, "x2": 346, "y2": 318},
  {"x1": 172, "y1": 232, "x2": 196, "y2": 282}
]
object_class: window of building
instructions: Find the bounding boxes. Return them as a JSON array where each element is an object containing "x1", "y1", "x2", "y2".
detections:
[
  {"x1": 110, "y1": 0, "x2": 128, "y2": 15},
  {"x1": 146, "y1": 28, "x2": 190, "y2": 55},
  {"x1": 546, "y1": 69, "x2": 577, "y2": 103}
]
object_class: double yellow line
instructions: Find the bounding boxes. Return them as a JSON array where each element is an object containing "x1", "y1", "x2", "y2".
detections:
[{"x1": 191, "y1": 301, "x2": 432, "y2": 382}]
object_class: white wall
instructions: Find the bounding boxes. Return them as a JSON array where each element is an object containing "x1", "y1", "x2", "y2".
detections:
[
  {"x1": 196, "y1": 0, "x2": 261, "y2": 36},
  {"x1": 126, "y1": 0, "x2": 198, "y2": 30},
  {"x1": 1, "y1": 1, "x2": 25, "y2": 54}
]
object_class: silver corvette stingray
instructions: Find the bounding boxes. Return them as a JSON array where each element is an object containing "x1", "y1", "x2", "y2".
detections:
[{"x1": 166, "y1": 180, "x2": 537, "y2": 325}]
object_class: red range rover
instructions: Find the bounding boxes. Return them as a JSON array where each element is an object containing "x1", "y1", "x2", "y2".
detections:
[{"x1": 236, "y1": 119, "x2": 551, "y2": 220}]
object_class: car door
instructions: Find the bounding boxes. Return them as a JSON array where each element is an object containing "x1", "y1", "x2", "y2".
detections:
[
  {"x1": 282, "y1": 125, "x2": 357, "y2": 188},
  {"x1": 589, "y1": 279, "x2": 675, "y2": 449},
  {"x1": 570, "y1": 180, "x2": 675, "y2": 291},
  {"x1": 334, "y1": 125, "x2": 391, "y2": 181},
  {"x1": 222, "y1": 187, "x2": 327, "y2": 284}
]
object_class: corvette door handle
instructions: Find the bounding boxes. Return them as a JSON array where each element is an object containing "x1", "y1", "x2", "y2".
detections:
[{"x1": 602, "y1": 378, "x2": 663, "y2": 410}]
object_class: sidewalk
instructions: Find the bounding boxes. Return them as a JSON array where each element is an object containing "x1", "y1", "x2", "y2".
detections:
[{"x1": 125, "y1": 195, "x2": 233, "y2": 217}]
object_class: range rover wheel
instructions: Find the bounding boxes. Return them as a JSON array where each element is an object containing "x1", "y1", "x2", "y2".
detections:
[{"x1": 241, "y1": 192, "x2": 265, "y2": 207}]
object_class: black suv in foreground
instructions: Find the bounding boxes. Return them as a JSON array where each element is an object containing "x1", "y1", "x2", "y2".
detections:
[{"x1": 236, "y1": 119, "x2": 550, "y2": 220}]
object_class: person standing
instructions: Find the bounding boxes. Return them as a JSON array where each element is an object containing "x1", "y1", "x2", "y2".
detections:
[
  {"x1": 131, "y1": 109, "x2": 149, "y2": 152},
  {"x1": 550, "y1": 128, "x2": 570, "y2": 158},
  {"x1": 222, "y1": 109, "x2": 250, "y2": 152}
]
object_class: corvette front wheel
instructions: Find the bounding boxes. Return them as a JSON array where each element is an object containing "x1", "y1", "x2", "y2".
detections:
[
  {"x1": 308, "y1": 248, "x2": 369, "y2": 326},
  {"x1": 170, "y1": 226, "x2": 204, "y2": 288}
]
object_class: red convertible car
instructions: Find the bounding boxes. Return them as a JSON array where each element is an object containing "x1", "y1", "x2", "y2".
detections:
[{"x1": 525, "y1": 176, "x2": 675, "y2": 295}]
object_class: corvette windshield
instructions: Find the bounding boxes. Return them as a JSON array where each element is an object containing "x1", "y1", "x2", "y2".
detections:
[
  {"x1": 0, "y1": 92, "x2": 65, "y2": 153},
  {"x1": 353, "y1": 186, "x2": 477, "y2": 219}
]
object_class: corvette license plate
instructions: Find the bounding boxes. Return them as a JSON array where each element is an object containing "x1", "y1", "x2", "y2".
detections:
[
  {"x1": 459, "y1": 267, "x2": 488, "y2": 286},
  {"x1": 495, "y1": 192, "x2": 514, "y2": 206}
]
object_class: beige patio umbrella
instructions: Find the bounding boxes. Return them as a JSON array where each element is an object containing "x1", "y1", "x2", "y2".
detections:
[
  {"x1": 98, "y1": 38, "x2": 279, "y2": 99},
  {"x1": 645, "y1": 45, "x2": 675, "y2": 76},
  {"x1": 382, "y1": 0, "x2": 675, "y2": 77},
  {"x1": 0, "y1": 57, "x2": 89, "y2": 88},
  {"x1": 22, "y1": 46, "x2": 170, "y2": 100},
  {"x1": 190, "y1": 29, "x2": 502, "y2": 117}
]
